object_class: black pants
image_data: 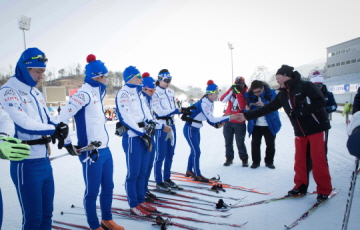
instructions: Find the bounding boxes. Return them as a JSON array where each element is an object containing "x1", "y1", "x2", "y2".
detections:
[
  {"x1": 251, "y1": 126, "x2": 276, "y2": 164},
  {"x1": 223, "y1": 122, "x2": 248, "y2": 160}
]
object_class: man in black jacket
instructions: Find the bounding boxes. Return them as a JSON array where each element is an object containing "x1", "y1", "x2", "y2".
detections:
[{"x1": 239, "y1": 65, "x2": 333, "y2": 203}]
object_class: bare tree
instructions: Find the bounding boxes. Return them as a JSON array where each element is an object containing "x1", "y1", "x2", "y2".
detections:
[{"x1": 58, "y1": 69, "x2": 65, "y2": 78}]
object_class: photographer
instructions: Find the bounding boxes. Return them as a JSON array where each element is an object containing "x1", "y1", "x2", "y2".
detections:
[{"x1": 220, "y1": 76, "x2": 249, "y2": 167}]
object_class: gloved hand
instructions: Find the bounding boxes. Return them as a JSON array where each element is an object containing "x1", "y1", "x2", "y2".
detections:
[
  {"x1": 64, "y1": 143, "x2": 80, "y2": 156},
  {"x1": 115, "y1": 122, "x2": 128, "y2": 137},
  {"x1": 181, "y1": 106, "x2": 196, "y2": 114},
  {"x1": 51, "y1": 122, "x2": 69, "y2": 149},
  {"x1": 141, "y1": 134, "x2": 153, "y2": 152},
  {"x1": 0, "y1": 136, "x2": 30, "y2": 161},
  {"x1": 144, "y1": 121, "x2": 156, "y2": 137}
]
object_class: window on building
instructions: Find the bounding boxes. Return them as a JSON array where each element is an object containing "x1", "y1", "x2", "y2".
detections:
[
  {"x1": 351, "y1": 59, "x2": 356, "y2": 63},
  {"x1": 332, "y1": 63, "x2": 335, "y2": 67},
  {"x1": 341, "y1": 61, "x2": 345, "y2": 65},
  {"x1": 335, "y1": 62, "x2": 340, "y2": 66},
  {"x1": 346, "y1": 47, "x2": 351, "y2": 52},
  {"x1": 341, "y1": 49, "x2": 345, "y2": 54},
  {"x1": 332, "y1": 52, "x2": 336, "y2": 56},
  {"x1": 357, "y1": 58, "x2": 360, "y2": 63},
  {"x1": 327, "y1": 64, "x2": 331, "y2": 68},
  {"x1": 336, "y1": 50, "x2": 340, "y2": 55},
  {"x1": 346, "y1": 60, "x2": 351, "y2": 64},
  {"x1": 357, "y1": 45, "x2": 360, "y2": 50}
]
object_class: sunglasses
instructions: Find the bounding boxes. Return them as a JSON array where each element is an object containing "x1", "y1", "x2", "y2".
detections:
[
  {"x1": 134, "y1": 74, "x2": 142, "y2": 79},
  {"x1": 23, "y1": 54, "x2": 48, "y2": 64},
  {"x1": 315, "y1": 83, "x2": 323, "y2": 87},
  {"x1": 253, "y1": 89, "x2": 262, "y2": 94},
  {"x1": 207, "y1": 89, "x2": 219, "y2": 94},
  {"x1": 145, "y1": 88, "x2": 156, "y2": 93}
]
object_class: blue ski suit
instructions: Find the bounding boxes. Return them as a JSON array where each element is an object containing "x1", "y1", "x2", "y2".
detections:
[
  {"x1": 116, "y1": 84, "x2": 155, "y2": 208},
  {"x1": 57, "y1": 79, "x2": 114, "y2": 230},
  {"x1": 152, "y1": 86, "x2": 181, "y2": 183},
  {"x1": 183, "y1": 97, "x2": 230, "y2": 176},
  {"x1": 0, "y1": 54, "x2": 59, "y2": 230}
]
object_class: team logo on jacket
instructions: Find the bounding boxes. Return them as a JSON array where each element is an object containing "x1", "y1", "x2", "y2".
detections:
[
  {"x1": 75, "y1": 93, "x2": 85, "y2": 101},
  {"x1": 9, "y1": 103, "x2": 13, "y2": 107},
  {"x1": 4, "y1": 89, "x2": 15, "y2": 96},
  {"x1": 68, "y1": 108, "x2": 72, "y2": 113},
  {"x1": 18, "y1": 90, "x2": 28, "y2": 96}
]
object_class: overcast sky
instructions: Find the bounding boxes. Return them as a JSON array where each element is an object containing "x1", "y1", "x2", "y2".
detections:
[{"x1": 0, "y1": 0, "x2": 359, "y2": 89}]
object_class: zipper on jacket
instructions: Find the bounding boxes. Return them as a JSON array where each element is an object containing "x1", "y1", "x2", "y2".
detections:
[{"x1": 285, "y1": 83, "x2": 305, "y2": 136}]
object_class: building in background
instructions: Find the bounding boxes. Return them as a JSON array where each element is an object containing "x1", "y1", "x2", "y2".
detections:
[{"x1": 325, "y1": 37, "x2": 360, "y2": 103}]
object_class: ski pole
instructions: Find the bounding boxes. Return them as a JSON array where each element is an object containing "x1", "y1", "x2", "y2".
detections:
[{"x1": 341, "y1": 157, "x2": 359, "y2": 230}]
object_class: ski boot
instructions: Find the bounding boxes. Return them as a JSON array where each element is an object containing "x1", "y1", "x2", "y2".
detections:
[
  {"x1": 140, "y1": 202, "x2": 157, "y2": 212},
  {"x1": 156, "y1": 182, "x2": 171, "y2": 192},
  {"x1": 164, "y1": 179, "x2": 181, "y2": 189},
  {"x1": 130, "y1": 205, "x2": 151, "y2": 216},
  {"x1": 101, "y1": 220, "x2": 125, "y2": 230},
  {"x1": 194, "y1": 175, "x2": 210, "y2": 183},
  {"x1": 316, "y1": 194, "x2": 328, "y2": 203},
  {"x1": 287, "y1": 188, "x2": 307, "y2": 196},
  {"x1": 185, "y1": 170, "x2": 194, "y2": 177}
]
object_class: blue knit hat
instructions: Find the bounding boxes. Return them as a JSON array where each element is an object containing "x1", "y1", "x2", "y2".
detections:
[
  {"x1": 85, "y1": 54, "x2": 108, "y2": 80},
  {"x1": 206, "y1": 80, "x2": 218, "y2": 94},
  {"x1": 123, "y1": 66, "x2": 140, "y2": 82},
  {"x1": 20, "y1": 47, "x2": 47, "y2": 68},
  {"x1": 142, "y1": 72, "x2": 155, "y2": 89}
]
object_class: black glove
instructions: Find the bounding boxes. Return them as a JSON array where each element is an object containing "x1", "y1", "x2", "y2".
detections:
[
  {"x1": 115, "y1": 122, "x2": 128, "y2": 137},
  {"x1": 64, "y1": 144, "x2": 80, "y2": 156},
  {"x1": 141, "y1": 134, "x2": 153, "y2": 152},
  {"x1": 144, "y1": 121, "x2": 156, "y2": 137},
  {"x1": 51, "y1": 122, "x2": 69, "y2": 149},
  {"x1": 214, "y1": 123, "x2": 221, "y2": 129},
  {"x1": 181, "y1": 106, "x2": 196, "y2": 114},
  {"x1": 231, "y1": 84, "x2": 243, "y2": 94}
]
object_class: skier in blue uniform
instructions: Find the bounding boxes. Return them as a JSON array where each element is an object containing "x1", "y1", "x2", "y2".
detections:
[
  {"x1": 152, "y1": 69, "x2": 182, "y2": 191},
  {"x1": 182, "y1": 80, "x2": 241, "y2": 182},
  {"x1": 0, "y1": 108, "x2": 30, "y2": 229},
  {"x1": 57, "y1": 54, "x2": 124, "y2": 230},
  {"x1": 0, "y1": 47, "x2": 69, "y2": 229},
  {"x1": 116, "y1": 66, "x2": 158, "y2": 217},
  {"x1": 141, "y1": 72, "x2": 172, "y2": 201}
]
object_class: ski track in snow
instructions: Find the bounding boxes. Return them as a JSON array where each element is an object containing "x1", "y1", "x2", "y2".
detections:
[{"x1": 1, "y1": 102, "x2": 359, "y2": 230}]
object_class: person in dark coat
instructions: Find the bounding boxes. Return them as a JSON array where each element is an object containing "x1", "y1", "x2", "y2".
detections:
[
  {"x1": 244, "y1": 80, "x2": 281, "y2": 169},
  {"x1": 238, "y1": 65, "x2": 333, "y2": 203},
  {"x1": 309, "y1": 71, "x2": 337, "y2": 114},
  {"x1": 352, "y1": 87, "x2": 360, "y2": 114}
]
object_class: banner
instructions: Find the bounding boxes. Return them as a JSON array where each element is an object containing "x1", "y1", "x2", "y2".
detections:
[{"x1": 328, "y1": 84, "x2": 360, "y2": 94}]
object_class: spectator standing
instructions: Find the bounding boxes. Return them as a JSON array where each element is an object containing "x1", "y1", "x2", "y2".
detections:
[
  {"x1": 352, "y1": 87, "x2": 360, "y2": 114},
  {"x1": 220, "y1": 76, "x2": 248, "y2": 167},
  {"x1": 244, "y1": 80, "x2": 281, "y2": 169},
  {"x1": 310, "y1": 71, "x2": 337, "y2": 115}
]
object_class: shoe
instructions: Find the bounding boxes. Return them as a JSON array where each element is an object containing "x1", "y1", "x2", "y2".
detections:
[
  {"x1": 144, "y1": 195, "x2": 154, "y2": 203},
  {"x1": 130, "y1": 205, "x2": 151, "y2": 216},
  {"x1": 164, "y1": 179, "x2": 178, "y2": 188},
  {"x1": 140, "y1": 202, "x2": 157, "y2": 212},
  {"x1": 194, "y1": 175, "x2": 210, "y2": 183},
  {"x1": 223, "y1": 157, "x2": 233, "y2": 166},
  {"x1": 93, "y1": 227, "x2": 104, "y2": 230},
  {"x1": 242, "y1": 159, "x2": 249, "y2": 167},
  {"x1": 146, "y1": 191, "x2": 157, "y2": 199},
  {"x1": 101, "y1": 220, "x2": 125, "y2": 230},
  {"x1": 265, "y1": 163, "x2": 276, "y2": 169},
  {"x1": 287, "y1": 189, "x2": 307, "y2": 196},
  {"x1": 185, "y1": 170, "x2": 195, "y2": 177},
  {"x1": 316, "y1": 194, "x2": 328, "y2": 203},
  {"x1": 250, "y1": 163, "x2": 260, "y2": 169},
  {"x1": 156, "y1": 182, "x2": 171, "y2": 192}
]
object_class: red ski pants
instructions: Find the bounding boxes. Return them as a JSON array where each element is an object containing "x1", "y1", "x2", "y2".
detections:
[{"x1": 293, "y1": 131, "x2": 332, "y2": 195}]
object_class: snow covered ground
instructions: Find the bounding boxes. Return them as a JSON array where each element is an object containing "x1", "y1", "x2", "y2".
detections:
[{"x1": 1, "y1": 101, "x2": 359, "y2": 230}]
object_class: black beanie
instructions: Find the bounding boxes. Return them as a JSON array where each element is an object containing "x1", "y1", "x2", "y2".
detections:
[{"x1": 276, "y1": 65, "x2": 294, "y2": 77}]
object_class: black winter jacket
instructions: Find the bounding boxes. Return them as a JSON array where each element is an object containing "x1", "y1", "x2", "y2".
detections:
[{"x1": 244, "y1": 74, "x2": 331, "y2": 137}]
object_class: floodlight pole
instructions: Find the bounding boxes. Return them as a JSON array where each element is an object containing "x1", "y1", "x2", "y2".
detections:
[
  {"x1": 18, "y1": 15, "x2": 31, "y2": 50},
  {"x1": 228, "y1": 42, "x2": 234, "y2": 83}
]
